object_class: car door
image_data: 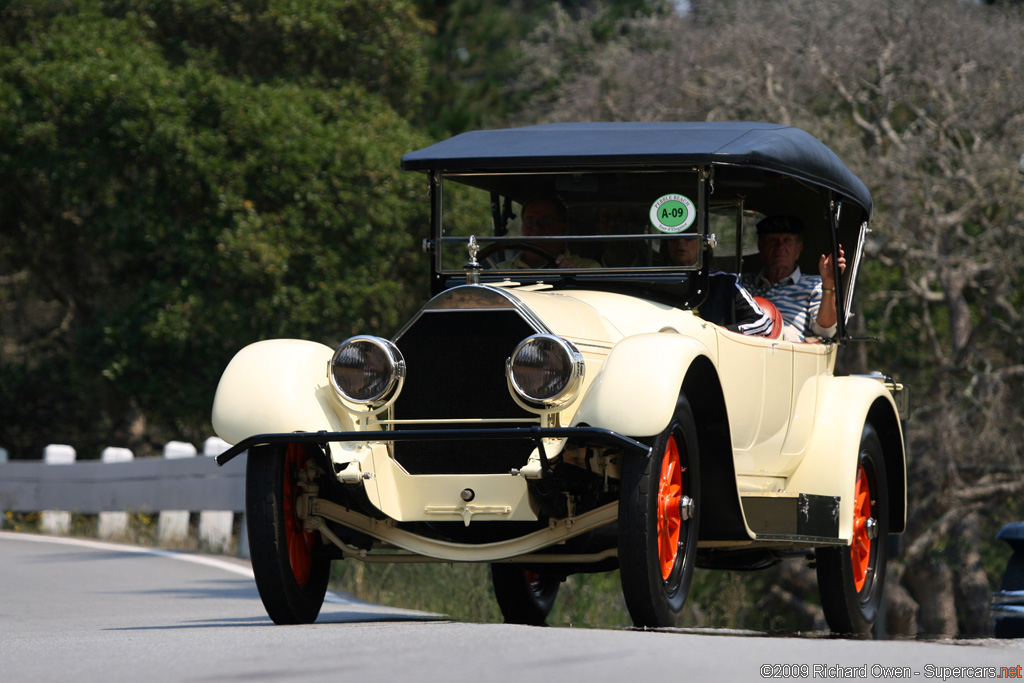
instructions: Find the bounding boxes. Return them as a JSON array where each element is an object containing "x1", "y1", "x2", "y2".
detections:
[{"x1": 716, "y1": 330, "x2": 794, "y2": 481}]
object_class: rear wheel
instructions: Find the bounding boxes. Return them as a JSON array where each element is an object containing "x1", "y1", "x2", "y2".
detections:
[
  {"x1": 619, "y1": 395, "x2": 700, "y2": 628},
  {"x1": 490, "y1": 564, "x2": 561, "y2": 625},
  {"x1": 247, "y1": 442, "x2": 331, "y2": 624},
  {"x1": 816, "y1": 424, "x2": 889, "y2": 636}
]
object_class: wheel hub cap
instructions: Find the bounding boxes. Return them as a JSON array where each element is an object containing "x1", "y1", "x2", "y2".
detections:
[{"x1": 679, "y1": 495, "x2": 694, "y2": 523}]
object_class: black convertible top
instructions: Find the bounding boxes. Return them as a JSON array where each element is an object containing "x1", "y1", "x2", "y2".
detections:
[{"x1": 401, "y1": 121, "x2": 871, "y2": 215}]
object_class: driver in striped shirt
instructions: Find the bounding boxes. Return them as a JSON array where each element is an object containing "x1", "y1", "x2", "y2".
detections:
[{"x1": 740, "y1": 216, "x2": 845, "y2": 342}]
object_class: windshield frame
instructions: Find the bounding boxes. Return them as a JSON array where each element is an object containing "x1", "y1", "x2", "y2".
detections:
[{"x1": 430, "y1": 167, "x2": 714, "y2": 279}]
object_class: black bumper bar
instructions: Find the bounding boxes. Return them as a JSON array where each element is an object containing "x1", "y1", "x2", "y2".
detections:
[{"x1": 214, "y1": 426, "x2": 652, "y2": 466}]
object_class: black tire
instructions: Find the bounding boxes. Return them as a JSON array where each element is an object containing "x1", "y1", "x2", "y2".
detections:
[
  {"x1": 816, "y1": 423, "x2": 889, "y2": 636},
  {"x1": 490, "y1": 564, "x2": 561, "y2": 625},
  {"x1": 247, "y1": 442, "x2": 331, "y2": 625},
  {"x1": 619, "y1": 395, "x2": 700, "y2": 628}
]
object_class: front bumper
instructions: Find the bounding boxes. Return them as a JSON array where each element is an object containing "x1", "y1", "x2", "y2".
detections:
[{"x1": 214, "y1": 426, "x2": 651, "y2": 467}]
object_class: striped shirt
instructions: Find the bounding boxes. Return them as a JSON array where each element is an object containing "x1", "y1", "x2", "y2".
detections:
[
  {"x1": 740, "y1": 267, "x2": 836, "y2": 341},
  {"x1": 703, "y1": 271, "x2": 775, "y2": 336}
]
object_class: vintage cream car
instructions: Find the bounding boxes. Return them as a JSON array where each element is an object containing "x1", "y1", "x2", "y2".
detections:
[{"x1": 212, "y1": 122, "x2": 907, "y2": 633}]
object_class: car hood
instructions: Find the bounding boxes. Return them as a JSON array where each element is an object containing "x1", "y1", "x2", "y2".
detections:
[{"x1": 406, "y1": 284, "x2": 697, "y2": 346}]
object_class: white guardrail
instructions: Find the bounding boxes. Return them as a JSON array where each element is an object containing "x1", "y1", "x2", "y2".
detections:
[{"x1": 0, "y1": 438, "x2": 249, "y2": 558}]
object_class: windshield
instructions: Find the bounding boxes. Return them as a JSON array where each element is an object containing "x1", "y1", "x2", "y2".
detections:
[{"x1": 435, "y1": 170, "x2": 707, "y2": 275}]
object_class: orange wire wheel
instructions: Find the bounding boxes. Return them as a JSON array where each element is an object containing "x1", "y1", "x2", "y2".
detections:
[
  {"x1": 619, "y1": 396, "x2": 700, "y2": 628},
  {"x1": 850, "y1": 464, "x2": 872, "y2": 594},
  {"x1": 282, "y1": 443, "x2": 317, "y2": 587},
  {"x1": 246, "y1": 442, "x2": 331, "y2": 625},
  {"x1": 815, "y1": 424, "x2": 889, "y2": 635},
  {"x1": 657, "y1": 436, "x2": 684, "y2": 581},
  {"x1": 490, "y1": 564, "x2": 561, "y2": 625}
]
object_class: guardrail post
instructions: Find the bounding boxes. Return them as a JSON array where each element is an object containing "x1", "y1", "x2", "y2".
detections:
[
  {"x1": 157, "y1": 441, "x2": 197, "y2": 544},
  {"x1": 40, "y1": 444, "x2": 76, "y2": 534},
  {"x1": 199, "y1": 437, "x2": 234, "y2": 553},
  {"x1": 97, "y1": 447, "x2": 134, "y2": 538}
]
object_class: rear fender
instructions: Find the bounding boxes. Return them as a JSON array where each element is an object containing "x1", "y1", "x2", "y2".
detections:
[
  {"x1": 211, "y1": 339, "x2": 350, "y2": 446},
  {"x1": 786, "y1": 377, "x2": 907, "y2": 540},
  {"x1": 572, "y1": 333, "x2": 710, "y2": 438}
]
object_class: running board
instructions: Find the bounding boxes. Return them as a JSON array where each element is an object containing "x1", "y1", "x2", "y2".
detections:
[{"x1": 741, "y1": 493, "x2": 843, "y2": 545}]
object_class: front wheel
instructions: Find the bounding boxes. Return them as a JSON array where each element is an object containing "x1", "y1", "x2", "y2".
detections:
[
  {"x1": 247, "y1": 442, "x2": 331, "y2": 624},
  {"x1": 619, "y1": 395, "x2": 700, "y2": 628},
  {"x1": 490, "y1": 564, "x2": 561, "y2": 625},
  {"x1": 816, "y1": 423, "x2": 889, "y2": 636}
]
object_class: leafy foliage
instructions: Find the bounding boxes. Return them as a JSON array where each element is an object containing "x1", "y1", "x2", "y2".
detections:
[
  {"x1": 413, "y1": 0, "x2": 671, "y2": 136},
  {"x1": 0, "y1": 1, "x2": 431, "y2": 457},
  {"x1": 104, "y1": 0, "x2": 429, "y2": 116}
]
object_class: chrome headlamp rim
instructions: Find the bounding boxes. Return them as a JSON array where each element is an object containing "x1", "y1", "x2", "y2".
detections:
[
  {"x1": 506, "y1": 334, "x2": 585, "y2": 408},
  {"x1": 329, "y1": 335, "x2": 406, "y2": 406}
]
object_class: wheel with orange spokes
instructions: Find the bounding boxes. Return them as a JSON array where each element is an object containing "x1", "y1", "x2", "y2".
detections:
[
  {"x1": 816, "y1": 423, "x2": 889, "y2": 636},
  {"x1": 619, "y1": 395, "x2": 700, "y2": 628},
  {"x1": 247, "y1": 442, "x2": 331, "y2": 624},
  {"x1": 490, "y1": 564, "x2": 562, "y2": 625}
]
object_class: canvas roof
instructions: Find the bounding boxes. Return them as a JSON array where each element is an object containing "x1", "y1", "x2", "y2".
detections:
[{"x1": 401, "y1": 122, "x2": 872, "y2": 215}]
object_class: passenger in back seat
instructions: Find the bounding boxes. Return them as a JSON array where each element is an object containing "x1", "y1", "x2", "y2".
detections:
[{"x1": 666, "y1": 235, "x2": 774, "y2": 337}]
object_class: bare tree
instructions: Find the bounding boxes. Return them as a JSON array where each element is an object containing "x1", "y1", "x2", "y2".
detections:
[{"x1": 515, "y1": 0, "x2": 1024, "y2": 636}]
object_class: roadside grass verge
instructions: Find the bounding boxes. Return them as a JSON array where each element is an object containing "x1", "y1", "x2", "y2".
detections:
[{"x1": 328, "y1": 558, "x2": 776, "y2": 630}]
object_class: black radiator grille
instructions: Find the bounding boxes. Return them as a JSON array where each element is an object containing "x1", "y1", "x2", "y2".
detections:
[{"x1": 391, "y1": 310, "x2": 538, "y2": 475}]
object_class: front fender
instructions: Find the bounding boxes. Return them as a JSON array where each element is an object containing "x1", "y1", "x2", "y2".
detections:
[
  {"x1": 211, "y1": 339, "x2": 348, "y2": 446},
  {"x1": 572, "y1": 333, "x2": 711, "y2": 438}
]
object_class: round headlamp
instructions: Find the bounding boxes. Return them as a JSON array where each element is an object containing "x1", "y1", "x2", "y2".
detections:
[
  {"x1": 507, "y1": 334, "x2": 584, "y2": 408},
  {"x1": 329, "y1": 336, "x2": 405, "y2": 406}
]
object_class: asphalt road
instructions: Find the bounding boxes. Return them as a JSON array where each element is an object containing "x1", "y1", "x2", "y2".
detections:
[{"x1": 2, "y1": 531, "x2": 1022, "y2": 683}]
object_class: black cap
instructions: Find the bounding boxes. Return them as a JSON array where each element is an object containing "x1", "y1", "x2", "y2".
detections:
[{"x1": 756, "y1": 215, "x2": 804, "y2": 235}]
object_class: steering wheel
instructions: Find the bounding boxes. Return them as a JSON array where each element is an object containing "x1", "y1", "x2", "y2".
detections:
[{"x1": 477, "y1": 241, "x2": 559, "y2": 268}]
